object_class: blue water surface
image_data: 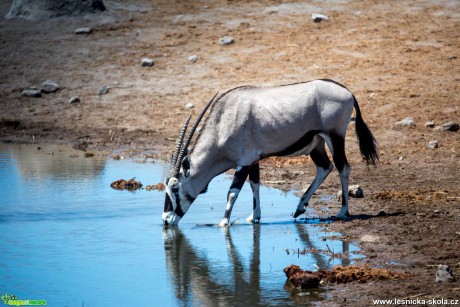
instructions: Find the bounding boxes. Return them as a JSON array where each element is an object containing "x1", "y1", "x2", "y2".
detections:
[{"x1": 0, "y1": 143, "x2": 360, "y2": 306}]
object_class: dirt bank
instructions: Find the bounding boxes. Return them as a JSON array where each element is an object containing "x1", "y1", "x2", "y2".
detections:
[{"x1": 1, "y1": 0, "x2": 459, "y2": 305}]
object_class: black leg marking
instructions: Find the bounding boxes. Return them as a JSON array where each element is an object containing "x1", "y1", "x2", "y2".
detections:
[
  {"x1": 310, "y1": 145, "x2": 333, "y2": 170},
  {"x1": 330, "y1": 133, "x2": 351, "y2": 218},
  {"x1": 294, "y1": 142, "x2": 333, "y2": 218},
  {"x1": 229, "y1": 166, "x2": 251, "y2": 190},
  {"x1": 222, "y1": 166, "x2": 251, "y2": 222},
  {"x1": 330, "y1": 132, "x2": 349, "y2": 172},
  {"x1": 248, "y1": 163, "x2": 260, "y2": 184}
]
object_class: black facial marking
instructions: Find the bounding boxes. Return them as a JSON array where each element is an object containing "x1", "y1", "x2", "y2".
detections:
[
  {"x1": 174, "y1": 192, "x2": 185, "y2": 217},
  {"x1": 164, "y1": 193, "x2": 173, "y2": 213}
]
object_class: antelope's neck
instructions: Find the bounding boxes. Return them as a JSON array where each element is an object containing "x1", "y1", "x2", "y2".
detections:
[{"x1": 182, "y1": 149, "x2": 233, "y2": 199}]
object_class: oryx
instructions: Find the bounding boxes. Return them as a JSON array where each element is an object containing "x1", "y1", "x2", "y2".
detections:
[{"x1": 162, "y1": 79, "x2": 378, "y2": 226}]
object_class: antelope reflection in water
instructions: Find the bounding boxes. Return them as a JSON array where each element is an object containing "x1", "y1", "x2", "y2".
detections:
[{"x1": 162, "y1": 223, "x2": 352, "y2": 306}]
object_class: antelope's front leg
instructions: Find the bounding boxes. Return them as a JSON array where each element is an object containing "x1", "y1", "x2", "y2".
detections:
[
  {"x1": 219, "y1": 165, "x2": 250, "y2": 227},
  {"x1": 246, "y1": 163, "x2": 261, "y2": 223}
]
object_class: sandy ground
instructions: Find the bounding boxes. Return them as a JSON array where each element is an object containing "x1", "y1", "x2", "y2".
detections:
[{"x1": 1, "y1": 0, "x2": 459, "y2": 305}]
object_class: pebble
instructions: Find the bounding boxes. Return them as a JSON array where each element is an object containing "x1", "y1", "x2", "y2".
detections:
[
  {"x1": 436, "y1": 265, "x2": 455, "y2": 283},
  {"x1": 184, "y1": 102, "x2": 195, "y2": 110},
  {"x1": 441, "y1": 121, "x2": 459, "y2": 132},
  {"x1": 219, "y1": 36, "x2": 235, "y2": 45},
  {"x1": 21, "y1": 89, "x2": 41, "y2": 98},
  {"x1": 337, "y1": 185, "x2": 364, "y2": 200},
  {"x1": 141, "y1": 58, "x2": 155, "y2": 67},
  {"x1": 427, "y1": 140, "x2": 438, "y2": 149},
  {"x1": 394, "y1": 116, "x2": 415, "y2": 127},
  {"x1": 69, "y1": 96, "x2": 81, "y2": 104},
  {"x1": 98, "y1": 85, "x2": 110, "y2": 95},
  {"x1": 188, "y1": 55, "x2": 199, "y2": 63},
  {"x1": 75, "y1": 27, "x2": 92, "y2": 34},
  {"x1": 312, "y1": 13, "x2": 329, "y2": 22},
  {"x1": 40, "y1": 80, "x2": 59, "y2": 93},
  {"x1": 425, "y1": 120, "x2": 435, "y2": 128}
]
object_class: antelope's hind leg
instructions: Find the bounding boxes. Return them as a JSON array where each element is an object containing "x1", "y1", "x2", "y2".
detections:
[
  {"x1": 219, "y1": 165, "x2": 251, "y2": 227},
  {"x1": 294, "y1": 141, "x2": 334, "y2": 218},
  {"x1": 246, "y1": 163, "x2": 261, "y2": 224},
  {"x1": 330, "y1": 133, "x2": 351, "y2": 219}
]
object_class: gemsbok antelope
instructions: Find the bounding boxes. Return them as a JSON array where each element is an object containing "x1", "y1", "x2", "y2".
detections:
[{"x1": 162, "y1": 79, "x2": 378, "y2": 226}]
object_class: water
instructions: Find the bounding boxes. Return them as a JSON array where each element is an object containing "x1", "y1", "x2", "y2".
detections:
[{"x1": 0, "y1": 143, "x2": 361, "y2": 306}]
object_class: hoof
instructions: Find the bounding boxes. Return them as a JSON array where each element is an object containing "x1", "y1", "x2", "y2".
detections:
[
  {"x1": 246, "y1": 215, "x2": 261, "y2": 224},
  {"x1": 334, "y1": 211, "x2": 350, "y2": 220},
  {"x1": 219, "y1": 218, "x2": 230, "y2": 227},
  {"x1": 293, "y1": 208, "x2": 306, "y2": 218}
]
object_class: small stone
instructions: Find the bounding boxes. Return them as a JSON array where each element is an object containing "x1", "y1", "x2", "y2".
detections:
[
  {"x1": 436, "y1": 265, "x2": 455, "y2": 283},
  {"x1": 184, "y1": 102, "x2": 195, "y2": 110},
  {"x1": 219, "y1": 36, "x2": 235, "y2": 45},
  {"x1": 141, "y1": 58, "x2": 155, "y2": 67},
  {"x1": 398, "y1": 156, "x2": 404, "y2": 161},
  {"x1": 427, "y1": 140, "x2": 438, "y2": 149},
  {"x1": 394, "y1": 117, "x2": 415, "y2": 127},
  {"x1": 98, "y1": 85, "x2": 110, "y2": 95},
  {"x1": 21, "y1": 89, "x2": 41, "y2": 98},
  {"x1": 447, "y1": 56, "x2": 457, "y2": 61},
  {"x1": 425, "y1": 120, "x2": 435, "y2": 128},
  {"x1": 337, "y1": 185, "x2": 364, "y2": 200},
  {"x1": 75, "y1": 27, "x2": 92, "y2": 34},
  {"x1": 40, "y1": 80, "x2": 59, "y2": 93},
  {"x1": 69, "y1": 96, "x2": 81, "y2": 104},
  {"x1": 441, "y1": 121, "x2": 459, "y2": 132},
  {"x1": 188, "y1": 55, "x2": 199, "y2": 63},
  {"x1": 312, "y1": 13, "x2": 329, "y2": 22}
]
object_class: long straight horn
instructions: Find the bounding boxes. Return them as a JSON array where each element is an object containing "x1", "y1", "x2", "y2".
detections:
[
  {"x1": 170, "y1": 115, "x2": 191, "y2": 176},
  {"x1": 173, "y1": 92, "x2": 218, "y2": 177}
]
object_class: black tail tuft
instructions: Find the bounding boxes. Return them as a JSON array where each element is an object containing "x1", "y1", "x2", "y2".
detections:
[{"x1": 353, "y1": 96, "x2": 379, "y2": 165}]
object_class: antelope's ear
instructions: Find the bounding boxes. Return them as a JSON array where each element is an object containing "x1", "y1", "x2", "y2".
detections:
[{"x1": 182, "y1": 155, "x2": 191, "y2": 178}]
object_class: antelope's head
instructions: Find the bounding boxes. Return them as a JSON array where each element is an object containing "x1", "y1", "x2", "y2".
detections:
[{"x1": 162, "y1": 93, "x2": 217, "y2": 226}]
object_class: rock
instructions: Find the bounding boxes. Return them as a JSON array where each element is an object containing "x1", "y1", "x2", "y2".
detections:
[
  {"x1": 188, "y1": 55, "x2": 199, "y2": 63},
  {"x1": 427, "y1": 140, "x2": 438, "y2": 149},
  {"x1": 436, "y1": 265, "x2": 455, "y2": 283},
  {"x1": 441, "y1": 121, "x2": 459, "y2": 132},
  {"x1": 6, "y1": 0, "x2": 105, "y2": 20},
  {"x1": 141, "y1": 58, "x2": 155, "y2": 67},
  {"x1": 98, "y1": 85, "x2": 109, "y2": 95},
  {"x1": 75, "y1": 27, "x2": 92, "y2": 34},
  {"x1": 69, "y1": 96, "x2": 80, "y2": 104},
  {"x1": 40, "y1": 80, "x2": 59, "y2": 93},
  {"x1": 312, "y1": 13, "x2": 329, "y2": 22},
  {"x1": 394, "y1": 116, "x2": 415, "y2": 127},
  {"x1": 425, "y1": 120, "x2": 435, "y2": 128},
  {"x1": 337, "y1": 185, "x2": 364, "y2": 200},
  {"x1": 184, "y1": 102, "x2": 194, "y2": 110},
  {"x1": 21, "y1": 89, "x2": 41, "y2": 98},
  {"x1": 219, "y1": 36, "x2": 235, "y2": 45}
]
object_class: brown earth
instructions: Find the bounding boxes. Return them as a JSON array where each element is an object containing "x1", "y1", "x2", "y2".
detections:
[{"x1": 1, "y1": 0, "x2": 459, "y2": 305}]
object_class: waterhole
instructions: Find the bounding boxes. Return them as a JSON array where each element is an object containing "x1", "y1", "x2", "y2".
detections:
[{"x1": 0, "y1": 143, "x2": 361, "y2": 306}]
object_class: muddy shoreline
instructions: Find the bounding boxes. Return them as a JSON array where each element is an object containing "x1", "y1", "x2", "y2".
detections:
[{"x1": 1, "y1": 0, "x2": 459, "y2": 305}]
